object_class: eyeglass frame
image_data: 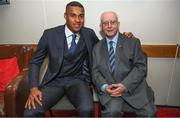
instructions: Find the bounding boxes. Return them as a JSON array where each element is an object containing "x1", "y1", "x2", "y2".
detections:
[{"x1": 101, "y1": 20, "x2": 119, "y2": 27}]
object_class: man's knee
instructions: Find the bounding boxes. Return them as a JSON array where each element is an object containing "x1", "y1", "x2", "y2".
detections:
[
  {"x1": 109, "y1": 107, "x2": 123, "y2": 117},
  {"x1": 77, "y1": 104, "x2": 94, "y2": 116},
  {"x1": 101, "y1": 104, "x2": 122, "y2": 117},
  {"x1": 102, "y1": 98, "x2": 123, "y2": 117},
  {"x1": 24, "y1": 108, "x2": 45, "y2": 117},
  {"x1": 136, "y1": 103, "x2": 157, "y2": 117},
  {"x1": 79, "y1": 104, "x2": 93, "y2": 112}
]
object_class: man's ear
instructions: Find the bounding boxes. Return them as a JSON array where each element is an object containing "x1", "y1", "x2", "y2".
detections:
[
  {"x1": 99, "y1": 24, "x2": 102, "y2": 32},
  {"x1": 99, "y1": 24, "x2": 105, "y2": 38},
  {"x1": 64, "y1": 12, "x2": 67, "y2": 19},
  {"x1": 118, "y1": 21, "x2": 120, "y2": 28}
]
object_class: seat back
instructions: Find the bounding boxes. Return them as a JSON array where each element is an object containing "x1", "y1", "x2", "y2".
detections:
[{"x1": 0, "y1": 44, "x2": 33, "y2": 71}]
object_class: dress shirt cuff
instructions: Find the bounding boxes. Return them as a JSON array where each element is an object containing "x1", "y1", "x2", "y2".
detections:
[
  {"x1": 101, "y1": 84, "x2": 108, "y2": 93},
  {"x1": 123, "y1": 86, "x2": 128, "y2": 93}
]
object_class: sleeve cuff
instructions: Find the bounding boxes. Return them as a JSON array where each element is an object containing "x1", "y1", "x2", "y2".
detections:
[{"x1": 101, "y1": 84, "x2": 108, "y2": 92}]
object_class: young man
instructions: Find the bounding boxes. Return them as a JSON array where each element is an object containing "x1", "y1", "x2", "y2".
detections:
[
  {"x1": 92, "y1": 11, "x2": 156, "y2": 117},
  {"x1": 24, "y1": 1, "x2": 98, "y2": 117}
]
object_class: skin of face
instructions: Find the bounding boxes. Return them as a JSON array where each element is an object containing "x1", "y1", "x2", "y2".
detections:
[
  {"x1": 64, "y1": 6, "x2": 84, "y2": 33},
  {"x1": 100, "y1": 12, "x2": 120, "y2": 39}
]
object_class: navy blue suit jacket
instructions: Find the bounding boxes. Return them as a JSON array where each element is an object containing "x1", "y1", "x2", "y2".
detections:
[{"x1": 28, "y1": 25, "x2": 99, "y2": 88}]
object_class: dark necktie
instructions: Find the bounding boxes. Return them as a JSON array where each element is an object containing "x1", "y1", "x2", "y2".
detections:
[
  {"x1": 69, "y1": 34, "x2": 77, "y2": 54},
  {"x1": 109, "y1": 41, "x2": 115, "y2": 74}
]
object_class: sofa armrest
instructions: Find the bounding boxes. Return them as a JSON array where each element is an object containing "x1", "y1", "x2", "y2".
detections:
[{"x1": 4, "y1": 69, "x2": 29, "y2": 117}]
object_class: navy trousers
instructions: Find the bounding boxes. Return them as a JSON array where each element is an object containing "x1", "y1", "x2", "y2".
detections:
[{"x1": 24, "y1": 77, "x2": 94, "y2": 117}]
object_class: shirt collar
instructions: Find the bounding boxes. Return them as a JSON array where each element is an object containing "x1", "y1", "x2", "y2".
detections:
[
  {"x1": 65, "y1": 25, "x2": 80, "y2": 39},
  {"x1": 106, "y1": 32, "x2": 119, "y2": 45}
]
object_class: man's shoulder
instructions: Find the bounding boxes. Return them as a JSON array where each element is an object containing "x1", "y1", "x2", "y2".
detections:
[
  {"x1": 93, "y1": 38, "x2": 105, "y2": 50},
  {"x1": 124, "y1": 37, "x2": 141, "y2": 46},
  {"x1": 119, "y1": 32, "x2": 140, "y2": 44},
  {"x1": 81, "y1": 27, "x2": 95, "y2": 33},
  {"x1": 44, "y1": 25, "x2": 64, "y2": 32}
]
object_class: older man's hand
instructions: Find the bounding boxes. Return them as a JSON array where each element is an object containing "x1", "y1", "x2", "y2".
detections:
[{"x1": 106, "y1": 83, "x2": 126, "y2": 97}]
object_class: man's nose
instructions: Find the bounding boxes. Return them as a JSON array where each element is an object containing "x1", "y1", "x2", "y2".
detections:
[
  {"x1": 75, "y1": 16, "x2": 81, "y2": 22},
  {"x1": 107, "y1": 22, "x2": 113, "y2": 27}
]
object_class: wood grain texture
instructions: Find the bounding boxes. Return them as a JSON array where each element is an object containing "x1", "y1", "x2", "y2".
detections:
[{"x1": 142, "y1": 45, "x2": 177, "y2": 58}]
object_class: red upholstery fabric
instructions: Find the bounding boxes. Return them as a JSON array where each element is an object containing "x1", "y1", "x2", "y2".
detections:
[{"x1": 0, "y1": 57, "x2": 20, "y2": 92}]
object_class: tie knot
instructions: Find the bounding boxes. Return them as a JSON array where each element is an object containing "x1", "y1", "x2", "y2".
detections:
[
  {"x1": 72, "y1": 34, "x2": 77, "y2": 40},
  {"x1": 109, "y1": 41, "x2": 113, "y2": 46}
]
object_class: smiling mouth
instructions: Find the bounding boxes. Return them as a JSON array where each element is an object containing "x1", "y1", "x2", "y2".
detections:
[
  {"x1": 107, "y1": 30, "x2": 113, "y2": 32},
  {"x1": 74, "y1": 25, "x2": 81, "y2": 28}
]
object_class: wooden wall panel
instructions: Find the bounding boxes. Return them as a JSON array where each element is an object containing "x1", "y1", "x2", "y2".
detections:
[
  {"x1": 178, "y1": 45, "x2": 180, "y2": 58},
  {"x1": 31, "y1": 44, "x2": 179, "y2": 58},
  {"x1": 142, "y1": 45, "x2": 177, "y2": 58},
  {"x1": 0, "y1": 44, "x2": 179, "y2": 58},
  {"x1": 31, "y1": 44, "x2": 178, "y2": 58}
]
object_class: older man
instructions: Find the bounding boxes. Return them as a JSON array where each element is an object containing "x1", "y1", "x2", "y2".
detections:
[{"x1": 92, "y1": 11, "x2": 156, "y2": 117}]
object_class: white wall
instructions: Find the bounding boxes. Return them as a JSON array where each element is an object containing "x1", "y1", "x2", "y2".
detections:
[
  {"x1": 0, "y1": 0, "x2": 180, "y2": 44},
  {"x1": 0, "y1": 0, "x2": 180, "y2": 106},
  {"x1": 147, "y1": 58, "x2": 180, "y2": 106},
  {"x1": 0, "y1": 0, "x2": 45, "y2": 44}
]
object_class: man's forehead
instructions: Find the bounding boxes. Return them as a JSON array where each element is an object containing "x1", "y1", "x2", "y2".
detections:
[
  {"x1": 103, "y1": 17, "x2": 116, "y2": 22},
  {"x1": 102, "y1": 13, "x2": 117, "y2": 21},
  {"x1": 66, "y1": 6, "x2": 84, "y2": 13}
]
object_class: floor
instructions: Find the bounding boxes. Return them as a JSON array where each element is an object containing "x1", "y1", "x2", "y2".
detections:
[{"x1": 45, "y1": 103, "x2": 180, "y2": 117}]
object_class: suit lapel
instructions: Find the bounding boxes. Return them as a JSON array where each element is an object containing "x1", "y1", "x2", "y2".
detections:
[
  {"x1": 80, "y1": 28, "x2": 94, "y2": 67},
  {"x1": 114, "y1": 33, "x2": 124, "y2": 79},
  {"x1": 55, "y1": 26, "x2": 65, "y2": 64},
  {"x1": 80, "y1": 28, "x2": 91, "y2": 53},
  {"x1": 102, "y1": 39, "x2": 112, "y2": 74},
  {"x1": 100, "y1": 39, "x2": 116, "y2": 83}
]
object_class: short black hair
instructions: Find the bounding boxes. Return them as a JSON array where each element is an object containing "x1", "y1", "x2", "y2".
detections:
[{"x1": 66, "y1": 1, "x2": 84, "y2": 11}]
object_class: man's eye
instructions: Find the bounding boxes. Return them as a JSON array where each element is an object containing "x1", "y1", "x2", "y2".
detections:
[
  {"x1": 79, "y1": 15, "x2": 84, "y2": 18},
  {"x1": 102, "y1": 20, "x2": 118, "y2": 26},
  {"x1": 103, "y1": 22, "x2": 109, "y2": 25},
  {"x1": 70, "y1": 14, "x2": 76, "y2": 17}
]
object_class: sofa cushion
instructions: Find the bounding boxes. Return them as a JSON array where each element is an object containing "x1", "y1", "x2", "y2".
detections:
[{"x1": 0, "y1": 57, "x2": 20, "y2": 92}]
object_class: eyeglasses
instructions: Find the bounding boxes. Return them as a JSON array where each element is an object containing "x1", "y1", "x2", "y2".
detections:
[{"x1": 102, "y1": 20, "x2": 118, "y2": 26}]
